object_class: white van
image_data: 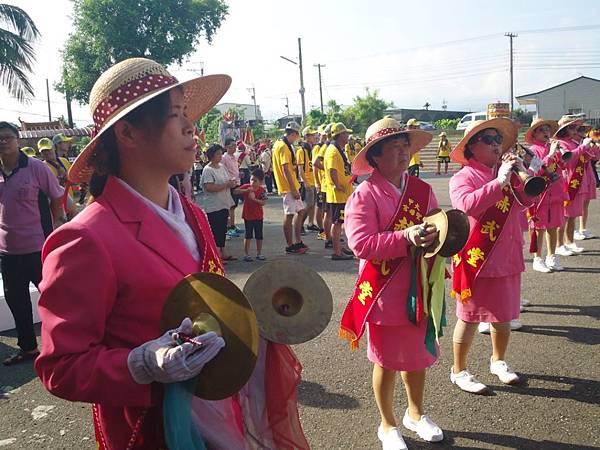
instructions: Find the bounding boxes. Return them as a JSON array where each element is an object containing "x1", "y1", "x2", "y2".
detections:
[{"x1": 456, "y1": 111, "x2": 487, "y2": 131}]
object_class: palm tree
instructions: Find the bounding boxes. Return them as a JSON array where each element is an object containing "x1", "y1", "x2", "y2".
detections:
[{"x1": 0, "y1": 4, "x2": 40, "y2": 102}]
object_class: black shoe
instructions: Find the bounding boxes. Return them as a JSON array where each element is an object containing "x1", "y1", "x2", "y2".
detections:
[
  {"x1": 325, "y1": 240, "x2": 333, "y2": 249},
  {"x1": 342, "y1": 247, "x2": 354, "y2": 256},
  {"x1": 306, "y1": 224, "x2": 320, "y2": 232},
  {"x1": 298, "y1": 241, "x2": 308, "y2": 249},
  {"x1": 332, "y1": 253, "x2": 353, "y2": 261},
  {"x1": 286, "y1": 244, "x2": 299, "y2": 254}
]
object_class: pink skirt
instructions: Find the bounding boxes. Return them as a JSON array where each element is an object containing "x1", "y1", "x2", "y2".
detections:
[
  {"x1": 533, "y1": 201, "x2": 565, "y2": 229},
  {"x1": 367, "y1": 321, "x2": 438, "y2": 371},
  {"x1": 456, "y1": 274, "x2": 521, "y2": 323},
  {"x1": 564, "y1": 194, "x2": 585, "y2": 218}
]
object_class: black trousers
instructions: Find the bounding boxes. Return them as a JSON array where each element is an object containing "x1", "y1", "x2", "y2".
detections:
[
  {"x1": 0, "y1": 252, "x2": 41, "y2": 351},
  {"x1": 265, "y1": 173, "x2": 274, "y2": 193},
  {"x1": 207, "y1": 209, "x2": 229, "y2": 248}
]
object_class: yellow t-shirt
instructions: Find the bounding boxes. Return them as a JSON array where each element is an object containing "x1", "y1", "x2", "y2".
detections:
[
  {"x1": 438, "y1": 140, "x2": 451, "y2": 157},
  {"x1": 409, "y1": 151, "x2": 421, "y2": 166},
  {"x1": 296, "y1": 144, "x2": 315, "y2": 187},
  {"x1": 314, "y1": 143, "x2": 329, "y2": 190},
  {"x1": 45, "y1": 157, "x2": 74, "y2": 196},
  {"x1": 324, "y1": 143, "x2": 353, "y2": 204},
  {"x1": 272, "y1": 138, "x2": 300, "y2": 195}
]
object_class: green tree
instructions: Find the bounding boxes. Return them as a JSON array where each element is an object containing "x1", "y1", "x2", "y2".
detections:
[
  {"x1": 433, "y1": 118, "x2": 460, "y2": 130},
  {"x1": 512, "y1": 107, "x2": 527, "y2": 124},
  {"x1": 343, "y1": 88, "x2": 392, "y2": 135},
  {"x1": 304, "y1": 108, "x2": 327, "y2": 128},
  {"x1": 59, "y1": 0, "x2": 228, "y2": 103},
  {"x1": 326, "y1": 100, "x2": 344, "y2": 123},
  {"x1": 0, "y1": 4, "x2": 40, "y2": 102},
  {"x1": 198, "y1": 107, "x2": 222, "y2": 143}
]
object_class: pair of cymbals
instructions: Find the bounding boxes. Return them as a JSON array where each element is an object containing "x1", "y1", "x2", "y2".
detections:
[
  {"x1": 160, "y1": 261, "x2": 333, "y2": 400},
  {"x1": 422, "y1": 208, "x2": 470, "y2": 258}
]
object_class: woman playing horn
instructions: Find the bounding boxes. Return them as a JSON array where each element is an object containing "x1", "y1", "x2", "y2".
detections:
[
  {"x1": 523, "y1": 119, "x2": 566, "y2": 272},
  {"x1": 554, "y1": 116, "x2": 599, "y2": 255},
  {"x1": 448, "y1": 118, "x2": 536, "y2": 394},
  {"x1": 35, "y1": 58, "x2": 308, "y2": 450},
  {"x1": 342, "y1": 117, "x2": 444, "y2": 449}
]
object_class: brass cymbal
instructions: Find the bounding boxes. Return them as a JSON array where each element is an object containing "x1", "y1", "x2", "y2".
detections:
[
  {"x1": 160, "y1": 272, "x2": 260, "y2": 400},
  {"x1": 243, "y1": 261, "x2": 333, "y2": 345},
  {"x1": 423, "y1": 208, "x2": 470, "y2": 258}
]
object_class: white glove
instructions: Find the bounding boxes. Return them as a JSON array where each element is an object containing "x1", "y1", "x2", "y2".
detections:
[
  {"x1": 496, "y1": 160, "x2": 514, "y2": 186},
  {"x1": 548, "y1": 141, "x2": 560, "y2": 158},
  {"x1": 529, "y1": 155, "x2": 543, "y2": 174},
  {"x1": 405, "y1": 224, "x2": 437, "y2": 248},
  {"x1": 127, "y1": 318, "x2": 225, "y2": 384},
  {"x1": 582, "y1": 137, "x2": 593, "y2": 148}
]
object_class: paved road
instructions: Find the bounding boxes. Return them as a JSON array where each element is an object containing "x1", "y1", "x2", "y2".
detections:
[{"x1": 1, "y1": 176, "x2": 599, "y2": 449}]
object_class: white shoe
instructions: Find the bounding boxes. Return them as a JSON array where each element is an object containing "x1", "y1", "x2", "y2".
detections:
[
  {"x1": 478, "y1": 322, "x2": 491, "y2": 334},
  {"x1": 510, "y1": 319, "x2": 523, "y2": 331},
  {"x1": 489, "y1": 358, "x2": 520, "y2": 384},
  {"x1": 545, "y1": 254, "x2": 564, "y2": 271},
  {"x1": 532, "y1": 256, "x2": 552, "y2": 273},
  {"x1": 574, "y1": 230, "x2": 586, "y2": 241},
  {"x1": 556, "y1": 245, "x2": 574, "y2": 256},
  {"x1": 566, "y1": 242, "x2": 584, "y2": 253},
  {"x1": 520, "y1": 298, "x2": 530, "y2": 307},
  {"x1": 450, "y1": 369, "x2": 488, "y2": 394},
  {"x1": 402, "y1": 409, "x2": 443, "y2": 443},
  {"x1": 377, "y1": 424, "x2": 408, "y2": 450},
  {"x1": 582, "y1": 229, "x2": 594, "y2": 239}
]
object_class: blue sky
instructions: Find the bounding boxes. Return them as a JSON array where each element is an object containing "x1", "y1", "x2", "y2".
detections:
[{"x1": 2, "y1": 0, "x2": 600, "y2": 126}]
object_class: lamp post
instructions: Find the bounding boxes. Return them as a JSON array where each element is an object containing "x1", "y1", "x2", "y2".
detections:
[{"x1": 280, "y1": 37, "x2": 306, "y2": 121}]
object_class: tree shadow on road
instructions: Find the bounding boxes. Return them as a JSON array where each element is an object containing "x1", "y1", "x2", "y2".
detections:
[
  {"x1": 561, "y1": 266, "x2": 600, "y2": 274},
  {"x1": 489, "y1": 372, "x2": 600, "y2": 405},
  {"x1": 297, "y1": 380, "x2": 360, "y2": 410},
  {"x1": 413, "y1": 430, "x2": 599, "y2": 450},
  {"x1": 520, "y1": 324, "x2": 600, "y2": 345},
  {"x1": 527, "y1": 304, "x2": 600, "y2": 320}
]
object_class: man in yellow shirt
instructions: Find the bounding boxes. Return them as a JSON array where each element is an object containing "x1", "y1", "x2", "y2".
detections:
[
  {"x1": 313, "y1": 124, "x2": 332, "y2": 242},
  {"x1": 271, "y1": 121, "x2": 307, "y2": 254},
  {"x1": 406, "y1": 118, "x2": 424, "y2": 177},
  {"x1": 297, "y1": 126, "x2": 319, "y2": 233},
  {"x1": 324, "y1": 123, "x2": 354, "y2": 260},
  {"x1": 37, "y1": 137, "x2": 77, "y2": 221}
]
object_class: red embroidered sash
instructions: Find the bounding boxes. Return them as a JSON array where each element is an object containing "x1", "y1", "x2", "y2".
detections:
[
  {"x1": 565, "y1": 154, "x2": 587, "y2": 203},
  {"x1": 93, "y1": 195, "x2": 224, "y2": 450},
  {"x1": 339, "y1": 176, "x2": 431, "y2": 349},
  {"x1": 451, "y1": 185, "x2": 515, "y2": 303}
]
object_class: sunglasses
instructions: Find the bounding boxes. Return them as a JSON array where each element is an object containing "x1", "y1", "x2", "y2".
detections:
[
  {"x1": 477, "y1": 134, "x2": 503, "y2": 145},
  {"x1": 536, "y1": 125, "x2": 551, "y2": 133}
]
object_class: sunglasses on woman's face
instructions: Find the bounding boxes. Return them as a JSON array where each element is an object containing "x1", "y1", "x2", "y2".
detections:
[
  {"x1": 536, "y1": 126, "x2": 551, "y2": 133},
  {"x1": 477, "y1": 134, "x2": 503, "y2": 145}
]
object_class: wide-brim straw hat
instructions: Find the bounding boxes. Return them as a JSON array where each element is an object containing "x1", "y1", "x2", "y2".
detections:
[
  {"x1": 524, "y1": 118, "x2": 559, "y2": 145},
  {"x1": 69, "y1": 57, "x2": 231, "y2": 183},
  {"x1": 553, "y1": 115, "x2": 584, "y2": 139},
  {"x1": 449, "y1": 118, "x2": 518, "y2": 166},
  {"x1": 352, "y1": 117, "x2": 432, "y2": 176}
]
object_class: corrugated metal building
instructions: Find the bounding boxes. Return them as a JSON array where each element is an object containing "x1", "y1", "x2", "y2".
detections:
[{"x1": 516, "y1": 76, "x2": 600, "y2": 125}]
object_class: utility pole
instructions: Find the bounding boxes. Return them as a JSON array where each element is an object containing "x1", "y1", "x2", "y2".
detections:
[
  {"x1": 45, "y1": 79, "x2": 52, "y2": 121},
  {"x1": 313, "y1": 63, "x2": 326, "y2": 113},
  {"x1": 64, "y1": 70, "x2": 73, "y2": 127},
  {"x1": 505, "y1": 32, "x2": 518, "y2": 117},
  {"x1": 248, "y1": 86, "x2": 258, "y2": 122},
  {"x1": 282, "y1": 96, "x2": 290, "y2": 116},
  {"x1": 298, "y1": 38, "x2": 306, "y2": 120}
]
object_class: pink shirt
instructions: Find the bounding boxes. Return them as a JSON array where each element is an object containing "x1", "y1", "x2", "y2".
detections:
[
  {"x1": 558, "y1": 139, "x2": 599, "y2": 196},
  {"x1": 345, "y1": 171, "x2": 437, "y2": 326},
  {"x1": 529, "y1": 141, "x2": 568, "y2": 205},
  {"x1": 449, "y1": 160, "x2": 533, "y2": 278},
  {"x1": 221, "y1": 152, "x2": 240, "y2": 184},
  {"x1": 0, "y1": 152, "x2": 63, "y2": 254}
]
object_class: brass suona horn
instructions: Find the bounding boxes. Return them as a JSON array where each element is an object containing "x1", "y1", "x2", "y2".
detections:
[
  {"x1": 518, "y1": 144, "x2": 560, "y2": 183},
  {"x1": 511, "y1": 164, "x2": 547, "y2": 197}
]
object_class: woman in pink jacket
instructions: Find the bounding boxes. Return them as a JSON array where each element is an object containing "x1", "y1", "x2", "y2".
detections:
[
  {"x1": 523, "y1": 119, "x2": 566, "y2": 273},
  {"x1": 35, "y1": 58, "x2": 309, "y2": 450},
  {"x1": 448, "y1": 118, "x2": 535, "y2": 395},
  {"x1": 574, "y1": 123, "x2": 599, "y2": 240},
  {"x1": 341, "y1": 117, "x2": 443, "y2": 449},
  {"x1": 554, "y1": 116, "x2": 599, "y2": 256}
]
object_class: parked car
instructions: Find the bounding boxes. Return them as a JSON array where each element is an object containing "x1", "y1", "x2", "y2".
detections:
[
  {"x1": 419, "y1": 121, "x2": 436, "y2": 131},
  {"x1": 456, "y1": 111, "x2": 487, "y2": 131}
]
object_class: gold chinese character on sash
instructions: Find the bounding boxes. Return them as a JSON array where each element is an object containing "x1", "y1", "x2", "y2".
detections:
[
  {"x1": 466, "y1": 247, "x2": 485, "y2": 268},
  {"x1": 452, "y1": 254, "x2": 461, "y2": 266},
  {"x1": 570, "y1": 179, "x2": 580, "y2": 189},
  {"x1": 580, "y1": 155, "x2": 586, "y2": 163},
  {"x1": 575, "y1": 166, "x2": 584, "y2": 175},
  {"x1": 495, "y1": 196, "x2": 510, "y2": 214},
  {"x1": 208, "y1": 260, "x2": 224, "y2": 276},
  {"x1": 372, "y1": 259, "x2": 390, "y2": 276},
  {"x1": 548, "y1": 162, "x2": 557, "y2": 172},
  {"x1": 403, "y1": 199, "x2": 421, "y2": 217},
  {"x1": 481, "y1": 220, "x2": 500, "y2": 242},
  {"x1": 394, "y1": 217, "x2": 415, "y2": 231},
  {"x1": 357, "y1": 281, "x2": 373, "y2": 305}
]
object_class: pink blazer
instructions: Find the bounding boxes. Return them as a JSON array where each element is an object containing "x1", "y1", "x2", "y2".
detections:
[
  {"x1": 449, "y1": 160, "x2": 533, "y2": 278},
  {"x1": 345, "y1": 171, "x2": 437, "y2": 326},
  {"x1": 558, "y1": 139, "x2": 599, "y2": 196},
  {"x1": 35, "y1": 176, "x2": 208, "y2": 448},
  {"x1": 529, "y1": 141, "x2": 568, "y2": 205}
]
